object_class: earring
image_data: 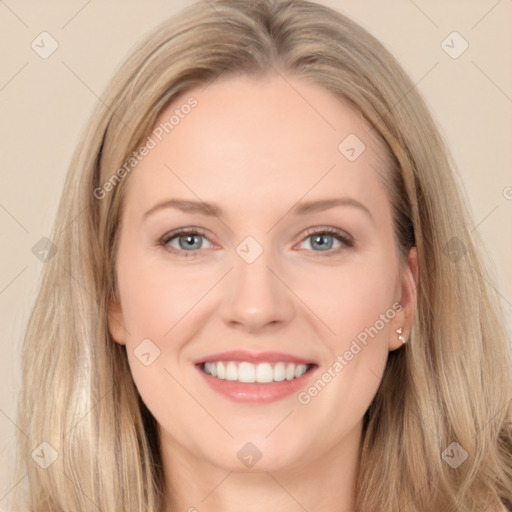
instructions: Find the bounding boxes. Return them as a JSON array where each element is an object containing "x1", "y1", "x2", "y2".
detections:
[{"x1": 396, "y1": 327, "x2": 406, "y2": 344}]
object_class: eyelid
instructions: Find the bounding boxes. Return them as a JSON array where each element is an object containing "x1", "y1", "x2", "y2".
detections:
[
  {"x1": 294, "y1": 226, "x2": 354, "y2": 257},
  {"x1": 158, "y1": 226, "x2": 354, "y2": 257},
  {"x1": 159, "y1": 227, "x2": 214, "y2": 254},
  {"x1": 299, "y1": 226, "x2": 354, "y2": 246},
  {"x1": 160, "y1": 226, "x2": 210, "y2": 242}
]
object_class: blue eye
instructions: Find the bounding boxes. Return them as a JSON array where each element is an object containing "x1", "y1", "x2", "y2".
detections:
[
  {"x1": 161, "y1": 229, "x2": 212, "y2": 256},
  {"x1": 159, "y1": 226, "x2": 353, "y2": 258},
  {"x1": 304, "y1": 233, "x2": 338, "y2": 251},
  {"x1": 298, "y1": 227, "x2": 354, "y2": 255}
]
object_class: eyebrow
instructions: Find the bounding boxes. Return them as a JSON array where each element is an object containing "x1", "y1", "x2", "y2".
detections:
[{"x1": 142, "y1": 197, "x2": 373, "y2": 222}]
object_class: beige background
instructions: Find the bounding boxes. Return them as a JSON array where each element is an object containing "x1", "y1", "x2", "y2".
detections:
[{"x1": 1, "y1": 0, "x2": 511, "y2": 507}]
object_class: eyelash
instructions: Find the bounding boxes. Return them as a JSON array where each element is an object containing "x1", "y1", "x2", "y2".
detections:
[{"x1": 158, "y1": 226, "x2": 354, "y2": 259}]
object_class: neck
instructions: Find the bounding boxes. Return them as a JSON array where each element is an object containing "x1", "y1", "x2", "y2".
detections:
[{"x1": 161, "y1": 422, "x2": 361, "y2": 512}]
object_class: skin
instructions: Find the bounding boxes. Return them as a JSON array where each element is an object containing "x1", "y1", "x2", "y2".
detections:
[{"x1": 108, "y1": 73, "x2": 418, "y2": 512}]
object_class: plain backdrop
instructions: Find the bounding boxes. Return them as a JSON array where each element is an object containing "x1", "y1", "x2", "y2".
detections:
[{"x1": 1, "y1": 0, "x2": 511, "y2": 507}]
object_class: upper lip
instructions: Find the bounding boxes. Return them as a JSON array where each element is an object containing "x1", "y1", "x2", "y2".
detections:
[{"x1": 194, "y1": 350, "x2": 317, "y2": 365}]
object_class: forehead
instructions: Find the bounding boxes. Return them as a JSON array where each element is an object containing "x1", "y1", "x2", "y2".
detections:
[{"x1": 122, "y1": 73, "x2": 390, "y2": 219}]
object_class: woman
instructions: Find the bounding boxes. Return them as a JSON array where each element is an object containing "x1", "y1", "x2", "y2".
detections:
[{"x1": 15, "y1": 0, "x2": 512, "y2": 510}]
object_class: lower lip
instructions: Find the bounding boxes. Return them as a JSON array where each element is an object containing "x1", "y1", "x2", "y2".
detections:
[{"x1": 196, "y1": 364, "x2": 318, "y2": 403}]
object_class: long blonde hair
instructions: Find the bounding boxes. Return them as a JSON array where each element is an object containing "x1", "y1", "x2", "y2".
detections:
[{"x1": 15, "y1": 1, "x2": 512, "y2": 510}]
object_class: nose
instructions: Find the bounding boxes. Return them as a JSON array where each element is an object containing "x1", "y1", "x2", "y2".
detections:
[{"x1": 218, "y1": 244, "x2": 295, "y2": 334}]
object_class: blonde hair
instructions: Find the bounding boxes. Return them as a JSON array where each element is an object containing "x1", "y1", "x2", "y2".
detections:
[{"x1": 15, "y1": 1, "x2": 512, "y2": 510}]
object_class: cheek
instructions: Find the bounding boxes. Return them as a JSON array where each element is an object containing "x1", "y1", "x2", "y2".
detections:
[
  {"x1": 294, "y1": 255, "x2": 398, "y2": 342},
  {"x1": 116, "y1": 251, "x2": 204, "y2": 433},
  {"x1": 293, "y1": 256, "x2": 397, "y2": 409},
  {"x1": 116, "y1": 248, "x2": 212, "y2": 337},
  {"x1": 115, "y1": 248, "x2": 219, "y2": 409}
]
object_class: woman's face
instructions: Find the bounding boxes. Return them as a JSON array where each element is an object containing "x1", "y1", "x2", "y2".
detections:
[{"x1": 108, "y1": 73, "x2": 417, "y2": 473}]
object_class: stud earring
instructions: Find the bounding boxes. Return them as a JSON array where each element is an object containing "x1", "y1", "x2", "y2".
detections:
[{"x1": 396, "y1": 327, "x2": 406, "y2": 344}]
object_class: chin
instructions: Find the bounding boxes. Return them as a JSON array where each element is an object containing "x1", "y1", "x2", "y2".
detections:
[{"x1": 198, "y1": 434, "x2": 309, "y2": 474}]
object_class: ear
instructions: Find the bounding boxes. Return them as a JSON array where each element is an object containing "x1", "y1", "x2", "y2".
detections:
[
  {"x1": 107, "y1": 292, "x2": 127, "y2": 345},
  {"x1": 389, "y1": 247, "x2": 418, "y2": 351}
]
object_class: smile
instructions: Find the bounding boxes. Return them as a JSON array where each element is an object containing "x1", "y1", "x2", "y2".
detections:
[
  {"x1": 194, "y1": 350, "x2": 318, "y2": 403},
  {"x1": 201, "y1": 361, "x2": 313, "y2": 383}
]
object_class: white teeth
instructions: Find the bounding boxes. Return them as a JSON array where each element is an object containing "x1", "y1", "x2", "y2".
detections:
[
  {"x1": 285, "y1": 363, "x2": 295, "y2": 380},
  {"x1": 238, "y1": 362, "x2": 256, "y2": 383},
  {"x1": 256, "y1": 363, "x2": 273, "y2": 383},
  {"x1": 217, "y1": 361, "x2": 226, "y2": 379},
  {"x1": 202, "y1": 361, "x2": 310, "y2": 383},
  {"x1": 295, "y1": 364, "x2": 306, "y2": 378},
  {"x1": 274, "y1": 362, "x2": 286, "y2": 382},
  {"x1": 226, "y1": 361, "x2": 238, "y2": 381}
]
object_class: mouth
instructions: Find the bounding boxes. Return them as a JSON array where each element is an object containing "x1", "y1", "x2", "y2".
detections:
[
  {"x1": 194, "y1": 350, "x2": 319, "y2": 403},
  {"x1": 198, "y1": 360, "x2": 316, "y2": 383}
]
